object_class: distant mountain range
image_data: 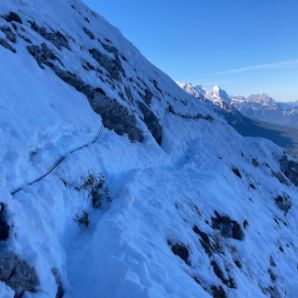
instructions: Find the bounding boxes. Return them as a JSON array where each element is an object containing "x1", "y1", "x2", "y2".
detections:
[
  {"x1": 178, "y1": 82, "x2": 298, "y2": 158},
  {"x1": 177, "y1": 82, "x2": 298, "y2": 128}
]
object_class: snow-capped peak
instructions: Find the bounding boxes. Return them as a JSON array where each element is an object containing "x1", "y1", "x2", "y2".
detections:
[
  {"x1": 207, "y1": 85, "x2": 231, "y2": 103},
  {"x1": 247, "y1": 93, "x2": 276, "y2": 106},
  {"x1": 176, "y1": 82, "x2": 207, "y2": 99}
]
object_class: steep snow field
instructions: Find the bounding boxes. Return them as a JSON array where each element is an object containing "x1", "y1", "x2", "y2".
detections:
[{"x1": 0, "y1": 1, "x2": 297, "y2": 298}]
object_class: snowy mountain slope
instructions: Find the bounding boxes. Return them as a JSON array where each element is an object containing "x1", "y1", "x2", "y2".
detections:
[{"x1": 0, "y1": 1, "x2": 297, "y2": 298}]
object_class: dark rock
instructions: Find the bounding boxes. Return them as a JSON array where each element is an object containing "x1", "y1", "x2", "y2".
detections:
[
  {"x1": 124, "y1": 86, "x2": 133, "y2": 103},
  {"x1": 52, "y1": 268, "x2": 65, "y2": 298},
  {"x1": 0, "y1": 26, "x2": 17, "y2": 43},
  {"x1": 83, "y1": 27, "x2": 95, "y2": 40},
  {"x1": 232, "y1": 167, "x2": 242, "y2": 178},
  {"x1": 211, "y1": 285, "x2": 227, "y2": 298},
  {"x1": 271, "y1": 171, "x2": 290, "y2": 186},
  {"x1": 92, "y1": 95, "x2": 144, "y2": 142},
  {"x1": 27, "y1": 43, "x2": 62, "y2": 68},
  {"x1": 0, "y1": 203, "x2": 9, "y2": 241},
  {"x1": 0, "y1": 38, "x2": 16, "y2": 53},
  {"x1": 0, "y1": 252, "x2": 39, "y2": 297},
  {"x1": 211, "y1": 260, "x2": 236, "y2": 288},
  {"x1": 152, "y1": 79, "x2": 163, "y2": 94},
  {"x1": 193, "y1": 225, "x2": 213, "y2": 256},
  {"x1": 89, "y1": 48, "x2": 124, "y2": 80},
  {"x1": 168, "y1": 241, "x2": 191, "y2": 266},
  {"x1": 137, "y1": 102, "x2": 162, "y2": 145},
  {"x1": 249, "y1": 183, "x2": 256, "y2": 190},
  {"x1": 274, "y1": 194, "x2": 292, "y2": 214},
  {"x1": 252, "y1": 158, "x2": 259, "y2": 167},
  {"x1": 75, "y1": 211, "x2": 89, "y2": 228},
  {"x1": 142, "y1": 89, "x2": 153, "y2": 105},
  {"x1": 101, "y1": 42, "x2": 118, "y2": 56},
  {"x1": 29, "y1": 21, "x2": 70, "y2": 50},
  {"x1": 3, "y1": 12, "x2": 23, "y2": 24},
  {"x1": 167, "y1": 104, "x2": 213, "y2": 121},
  {"x1": 212, "y1": 211, "x2": 244, "y2": 240},
  {"x1": 53, "y1": 67, "x2": 95, "y2": 99},
  {"x1": 280, "y1": 155, "x2": 298, "y2": 186}
]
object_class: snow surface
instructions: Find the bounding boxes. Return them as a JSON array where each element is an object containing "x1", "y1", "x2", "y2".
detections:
[{"x1": 0, "y1": 1, "x2": 297, "y2": 298}]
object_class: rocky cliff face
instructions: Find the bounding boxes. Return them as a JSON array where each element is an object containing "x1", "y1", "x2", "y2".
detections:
[{"x1": 0, "y1": 1, "x2": 297, "y2": 297}]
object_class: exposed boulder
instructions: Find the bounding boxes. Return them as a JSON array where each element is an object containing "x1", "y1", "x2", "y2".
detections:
[
  {"x1": 0, "y1": 26, "x2": 17, "y2": 43},
  {"x1": 137, "y1": 102, "x2": 162, "y2": 145},
  {"x1": 140, "y1": 88, "x2": 153, "y2": 105},
  {"x1": 29, "y1": 21, "x2": 70, "y2": 50},
  {"x1": 0, "y1": 252, "x2": 39, "y2": 297},
  {"x1": 27, "y1": 43, "x2": 62, "y2": 68},
  {"x1": 211, "y1": 285, "x2": 227, "y2": 298},
  {"x1": 193, "y1": 225, "x2": 213, "y2": 256},
  {"x1": 0, "y1": 38, "x2": 16, "y2": 53},
  {"x1": 211, "y1": 260, "x2": 236, "y2": 288},
  {"x1": 274, "y1": 194, "x2": 292, "y2": 214},
  {"x1": 212, "y1": 211, "x2": 244, "y2": 240},
  {"x1": 93, "y1": 95, "x2": 144, "y2": 142},
  {"x1": 167, "y1": 104, "x2": 214, "y2": 121},
  {"x1": 232, "y1": 167, "x2": 242, "y2": 178},
  {"x1": 0, "y1": 203, "x2": 9, "y2": 241},
  {"x1": 82, "y1": 27, "x2": 95, "y2": 40},
  {"x1": 168, "y1": 240, "x2": 191, "y2": 266},
  {"x1": 3, "y1": 12, "x2": 23, "y2": 24},
  {"x1": 89, "y1": 48, "x2": 124, "y2": 81},
  {"x1": 280, "y1": 155, "x2": 298, "y2": 186},
  {"x1": 52, "y1": 268, "x2": 65, "y2": 298},
  {"x1": 52, "y1": 67, "x2": 96, "y2": 99}
]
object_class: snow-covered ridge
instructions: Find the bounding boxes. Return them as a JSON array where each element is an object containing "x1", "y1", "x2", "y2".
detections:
[{"x1": 0, "y1": 1, "x2": 297, "y2": 298}]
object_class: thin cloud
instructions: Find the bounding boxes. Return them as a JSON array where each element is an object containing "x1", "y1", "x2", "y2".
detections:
[{"x1": 213, "y1": 59, "x2": 298, "y2": 75}]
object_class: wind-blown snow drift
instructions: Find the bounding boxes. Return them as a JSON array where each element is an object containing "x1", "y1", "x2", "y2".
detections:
[{"x1": 0, "y1": 1, "x2": 297, "y2": 297}]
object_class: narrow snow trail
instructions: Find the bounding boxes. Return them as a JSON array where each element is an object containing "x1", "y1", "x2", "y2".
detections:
[{"x1": 10, "y1": 125, "x2": 103, "y2": 196}]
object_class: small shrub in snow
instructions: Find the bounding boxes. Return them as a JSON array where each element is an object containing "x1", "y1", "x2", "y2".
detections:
[
  {"x1": 79, "y1": 174, "x2": 112, "y2": 209},
  {"x1": 75, "y1": 211, "x2": 89, "y2": 228}
]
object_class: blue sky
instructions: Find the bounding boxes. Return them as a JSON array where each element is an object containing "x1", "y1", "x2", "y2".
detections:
[{"x1": 84, "y1": 0, "x2": 298, "y2": 101}]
